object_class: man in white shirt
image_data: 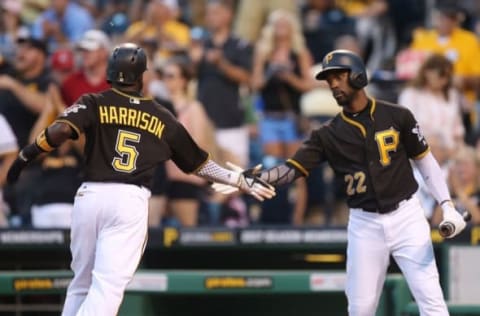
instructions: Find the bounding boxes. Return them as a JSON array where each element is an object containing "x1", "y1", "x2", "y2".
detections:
[{"x1": 0, "y1": 114, "x2": 18, "y2": 226}]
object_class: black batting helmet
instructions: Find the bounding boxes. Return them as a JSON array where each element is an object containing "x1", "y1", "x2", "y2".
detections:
[
  {"x1": 107, "y1": 43, "x2": 147, "y2": 85},
  {"x1": 315, "y1": 50, "x2": 367, "y2": 89}
]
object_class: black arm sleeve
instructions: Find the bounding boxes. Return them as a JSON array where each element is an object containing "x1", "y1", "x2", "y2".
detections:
[{"x1": 259, "y1": 163, "x2": 304, "y2": 186}]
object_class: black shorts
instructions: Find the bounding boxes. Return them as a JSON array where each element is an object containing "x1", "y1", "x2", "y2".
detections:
[
  {"x1": 150, "y1": 163, "x2": 168, "y2": 195},
  {"x1": 166, "y1": 181, "x2": 204, "y2": 200}
]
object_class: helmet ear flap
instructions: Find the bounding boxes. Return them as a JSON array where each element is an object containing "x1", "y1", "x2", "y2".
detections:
[{"x1": 348, "y1": 71, "x2": 368, "y2": 89}]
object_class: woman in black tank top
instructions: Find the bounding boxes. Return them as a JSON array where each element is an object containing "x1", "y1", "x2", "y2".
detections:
[{"x1": 251, "y1": 9, "x2": 315, "y2": 225}]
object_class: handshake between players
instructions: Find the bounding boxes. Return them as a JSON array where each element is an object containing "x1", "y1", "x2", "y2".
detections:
[
  {"x1": 209, "y1": 162, "x2": 275, "y2": 202},
  {"x1": 211, "y1": 162, "x2": 470, "y2": 239}
]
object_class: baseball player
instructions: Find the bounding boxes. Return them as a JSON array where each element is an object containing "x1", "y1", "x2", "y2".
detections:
[
  {"x1": 7, "y1": 43, "x2": 275, "y2": 316},
  {"x1": 215, "y1": 50, "x2": 468, "y2": 315}
]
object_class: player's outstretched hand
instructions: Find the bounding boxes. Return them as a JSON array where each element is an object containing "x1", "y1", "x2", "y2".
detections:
[
  {"x1": 211, "y1": 162, "x2": 276, "y2": 201},
  {"x1": 211, "y1": 162, "x2": 257, "y2": 195},
  {"x1": 236, "y1": 163, "x2": 276, "y2": 202},
  {"x1": 439, "y1": 202, "x2": 467, "y2": 238},
  {"x1": 7, "y1": 156, "x2": 28, "y2": 184}
]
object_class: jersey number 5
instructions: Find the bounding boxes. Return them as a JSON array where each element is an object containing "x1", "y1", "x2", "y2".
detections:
[{"x1": 112, "y1": 130, "x2": 141, "y2": 173}]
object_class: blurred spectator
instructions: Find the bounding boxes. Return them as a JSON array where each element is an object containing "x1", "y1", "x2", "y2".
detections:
[
  {"x1": 410, "y1": 2, "x2": 480, "y2": 142},
  {"x1": 78, "y1": 0, "x2": 100, "y2": 17},
  {"x1": 252, "y1": 9, "x2": 314, "y2": 161},
  {"x1": 26, "y1": 85, "x2": 82, "y2": 228},
  {"x1": 148, "y1": 94, "x2": 176, "y2": 228},
  {"x1": 413, "y1": 133, "x2": 452, "y2": 221},
  {"x1": 0, "y1": 52, "x2": 15, "y2": 76},
  {"x1": 251, "y1": 9, "x2": 315, "y2": 225},
  {"x1": 336, "y1": 0, "x2": 396, "y2": 72},
  {"x1": 128, "y1": 0, "x2": 150, "y2": 23},
  {"x1": 0, "y1": 0, "x2": 24, "y2": 64},
  {"x1": 140, "y1": 37, "x2": 164, "y2": 99},
  {"x1": 0, "y1": 35, "x2": 51, "y2": 224},
  {"x1": 31, "y1": 48, "x2": 74, "y2": 149},
  {"x1": 50, "y1": 47, "x2": 75, "y2": 84},
  {"x1": 0, "y1": 114, "x2": 18, "y2": 227},
  {"x1": 301, "y1": 0, "x2": 356, "y2": 64},
  {"x1": 146, "y1": 59, "x2": 171, "y2": 101},
  {"x1": 187, "y1": 0, "x2": 208, "y2": 27},
  {"x1": 99, "y1": 0, "x2": 131, "y2": 42},
  {"x1": 61, "y1": 30, "x2": 111, "y2": 106},
  {"x1": 124, "y1": 0, "x2": 190, "y2": 60},
  {"x1": 334, "y1": 34, "x2": 363, "y2": 56},
  {"x1": 442, "y1": 0, "x2": 479, "y2": 32},
  {"x1": 190, "y1": 0, "x2": 252, "y2": 168},
  {"x1": 398, "y1": 54, "x2": 464, "y2": 153},
  {"x1": 31, "y1": 0, "x2": 95, "y2": 51},
  {"x1": 233, "y1": 0, "x2": 298, "y2": 43},
  {"x1": 163, "y1": 57, "x2": 216, "y2": 226},
  {"x1": 0, "y1": 35, "x2": 50, "y2": 148},
  {"x1": 20, "y1": 0, "x2": 50, "y2": 26},
  {"x1": 394, "y1": 48, "x2": 430, "y2": 81},
  {"x1": 431, "y1": 145, "x2": 480, "y2": 225},
  {"x1": 388, "y1": 0, "x2": 427, "y2": 49}
]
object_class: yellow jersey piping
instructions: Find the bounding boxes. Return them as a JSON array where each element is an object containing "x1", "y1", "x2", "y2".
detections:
[
  {"x1": 339, "y1": 97, "x2": 376, "y2": 137},
  {"x1": 340, "y1": 112, "x2": 366, "y2": 137},
  {"x1": 287, "y1": 159, "x2": 309, "y2": 176},
  {"x1": 413, "y1": 147, "x2": 430, "y2": 160},
  {"x1": 112, "y1": 88, "x2": 152, "y2": 101},
  {"x1": 369, "y1": 97, "x2": 376, "y2": 120}
]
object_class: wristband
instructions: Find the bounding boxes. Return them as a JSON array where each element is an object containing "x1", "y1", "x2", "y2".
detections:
[
  {"x1": 440, "y1": 199, "x2": 453, "y2": 207},
  {"x1": 35, "y1": 128, "x2": 56, "y2": 152}
]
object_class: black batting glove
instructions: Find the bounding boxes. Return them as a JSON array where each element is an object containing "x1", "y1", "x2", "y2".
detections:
[
  {"x1": 7, "y1": 143, "x2": 44, "y2": 184},
  {"x1": 7, "y1": 156, "x2": 28, "y2": 184},
  {"x1": 240, "y1": 166, "x2": 274, "y2": 190}
]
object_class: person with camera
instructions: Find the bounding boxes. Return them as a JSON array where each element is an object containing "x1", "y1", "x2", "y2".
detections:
[
  {"x1": 189, "y1": 0, "x2": 252, "y2": 169},
  {"x1": 251, "y1": 9, "x2": 315, "y2": 225}
]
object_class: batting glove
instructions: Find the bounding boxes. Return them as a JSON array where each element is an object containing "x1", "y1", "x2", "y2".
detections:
[
  {"x1": 211, "y1": 162, "x2": 276, "y2": 202},
  {"x1": 439, "y1": 201, "x2": 466, "y2": 238},
  {"x1": 6, "y1": 152, "x2": 29, "y2": 184}
]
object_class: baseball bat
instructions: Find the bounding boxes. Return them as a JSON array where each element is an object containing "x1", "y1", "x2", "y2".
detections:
[{"x1": 439, "y1": 212, "x2": 472, "y2": 238}]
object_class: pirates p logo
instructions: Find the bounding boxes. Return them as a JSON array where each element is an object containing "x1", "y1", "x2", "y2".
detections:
[{"x1": 325, "y1": 53, "x2": 333, "y2": 64}]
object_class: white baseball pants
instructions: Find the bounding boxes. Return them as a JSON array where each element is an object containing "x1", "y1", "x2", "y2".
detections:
[
  {"x1": 62, "y1": 182, "x2": 150, "y2": 316},
  {"x1": 346, "y1": 196, "x2": 448, "y2": 316}
]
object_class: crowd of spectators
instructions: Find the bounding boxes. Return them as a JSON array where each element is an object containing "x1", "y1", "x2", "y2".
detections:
[{"x1": 1, "y1": 0, "x2": 480, "y2": 229}]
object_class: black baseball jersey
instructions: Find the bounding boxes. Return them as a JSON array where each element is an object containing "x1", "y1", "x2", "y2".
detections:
[
  {"x1": 289, "y1": 98, "x2": 429, "y2": 211},
  {"x1": 54, "y1": 88, "x2": 209, "y2": 188}
]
